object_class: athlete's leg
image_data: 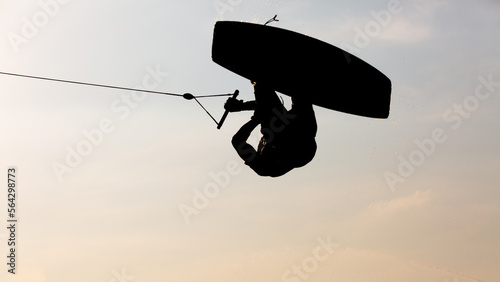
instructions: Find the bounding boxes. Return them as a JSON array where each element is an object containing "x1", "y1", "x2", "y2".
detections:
[{"x1": 252, "y1": 82, "x2": 287, "y2": 139}]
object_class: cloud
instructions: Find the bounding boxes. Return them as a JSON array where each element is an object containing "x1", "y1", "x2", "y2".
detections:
[
  {"x1": 409, "y1": 0, "x2": 452, "y2": 16},
  {"x1": 369, "y1": 0, "x2": 456, "y2": 44},
  {"x1": 363, "y1": 189, "x2": 433, "y2": 217},
  {"x1": 318, "y1": 247, "x2": 483, "y2": 282},
  {"x1": 303, "y1": 11, "x2": 434, "y2": 46},
  {"x1": 378, "y1": 18, "x2": 433, "y2": 43}
]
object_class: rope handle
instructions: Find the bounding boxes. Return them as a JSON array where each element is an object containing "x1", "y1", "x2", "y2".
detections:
[{"x1": 217, "y1": 90, "x2": 239, "y2": 129}]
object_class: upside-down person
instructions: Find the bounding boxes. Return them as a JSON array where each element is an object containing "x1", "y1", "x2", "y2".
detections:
[{"x1": 224, "y1": 81, "x2": 317, "y2": 177}]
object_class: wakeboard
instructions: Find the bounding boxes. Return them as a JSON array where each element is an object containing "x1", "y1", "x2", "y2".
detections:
[{"x1": 211, "y1": 21, "x2": 392, "y2": 119}]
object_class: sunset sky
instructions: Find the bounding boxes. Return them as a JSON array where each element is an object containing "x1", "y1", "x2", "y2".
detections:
[{"x1": 0, "y1": 0, "x2": 499, "y2": 281}]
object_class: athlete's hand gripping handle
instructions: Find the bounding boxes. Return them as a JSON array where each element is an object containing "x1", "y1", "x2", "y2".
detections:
[{"x1": 217, "y1": 90, "x2": 239, "y2": 129}]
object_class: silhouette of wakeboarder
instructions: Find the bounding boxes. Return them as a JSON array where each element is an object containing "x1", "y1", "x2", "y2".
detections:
[{"x1": 225, "y1": 81, "x2": 317, "y2": 177}]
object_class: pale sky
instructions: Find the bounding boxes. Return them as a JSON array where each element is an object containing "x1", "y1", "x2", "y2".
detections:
[{"x1": 0, "y1": 0, "x2": 499, "y2": 281}]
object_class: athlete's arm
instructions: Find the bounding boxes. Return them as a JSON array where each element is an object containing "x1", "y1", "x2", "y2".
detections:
[
  {"x1": 224, "y1": 98, "x2": 256, "y2": 112},
  {"x1": 231, "y1": 118, "x2": 259, "y2": 163}
]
